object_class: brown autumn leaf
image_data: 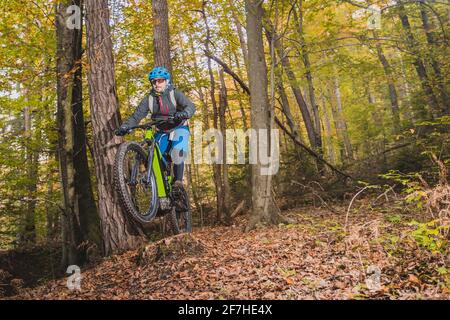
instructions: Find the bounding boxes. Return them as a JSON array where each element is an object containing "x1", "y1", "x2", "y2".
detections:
[{"x1": 408, "y1": 274, "x2": 421, "y2": 285}]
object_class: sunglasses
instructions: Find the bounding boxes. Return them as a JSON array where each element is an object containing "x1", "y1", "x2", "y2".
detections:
[{"x1": 151, "y1": 78, "x2": 166, "y2": 85}]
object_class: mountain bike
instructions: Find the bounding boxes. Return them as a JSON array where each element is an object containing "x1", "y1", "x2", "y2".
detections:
[{"x1": 113, "y1": 116, "x2": 192, "y2": 234}]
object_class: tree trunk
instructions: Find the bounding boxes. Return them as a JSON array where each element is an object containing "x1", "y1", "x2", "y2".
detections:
[
  {"x1": 56, "y1": 0, "x2": 83, "y2": 266},
  {"x1": 23, "y1": 104, "x2": 37, "y2": 244},
  {"x1": 264, "y1": 21, "x2": 318, "y2": 151},
  {"x1": 329, "y1": 73, "x2": 353, "y2": 164},
  {"x1": 85, "y1": 0, "x2": 146, "y2": 256},
  {"x1": 201, "y1": 1, "x2": 223, "y2": 223},
  {"x1": 71, "y1": 0, "x2": 102, "y2": 255},
  {"x1": 397, "y1": 4, "x2": 443, "y2": 117},
  {"x1": 245, "y1": 0, "x2": 278, "y2": 231},
  {"x1": 372, "y1": 30, "x2": 401, "y2": 133},
  {"x1": 228, "y1": 0, "x2": 249, "y2": 71},
  {"x1": 219, "y1": 68, "x2": 231, "y2": 224},
  {"x1": 45, "y1": 169, "x2": 56, "y2": 241},
  {"x1": 232, "y1": 51, "x2": 249, "y2": 130},
  {"x1": 188, "y1": 36, "x2": 210, "y2": 129},
  {"x1": 320, "y1": 93, "x2": 336, "y2": 166},
  {"x1": 186, "y1": 163, "x2": 203, "y2": 227},
  {"x1": 293, "y1": 2, "x2": 322, "y2": 153},
  {"x1": 277, "y1": 82, "x2": 302, "y2": 144},
  {"x1": 152, "y1": 0, "x2": 172, "y2": 75},
  {"x1": 419, "y1": 6, "x2": 448, "y2": 113}
]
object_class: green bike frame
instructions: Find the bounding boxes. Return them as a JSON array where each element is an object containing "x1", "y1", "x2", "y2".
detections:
[{"x1": 145, "y1": 128, "x2": 172, "y2": 198}]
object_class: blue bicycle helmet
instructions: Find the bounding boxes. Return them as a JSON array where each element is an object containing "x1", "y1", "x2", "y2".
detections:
[{"x1": 148, "y1": 66, "x2": 171, "y2": 82}]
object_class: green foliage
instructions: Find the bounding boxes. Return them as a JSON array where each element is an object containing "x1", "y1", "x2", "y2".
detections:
[{"x1": 408, "y1": 220, "x2": 449, "y2": 254}]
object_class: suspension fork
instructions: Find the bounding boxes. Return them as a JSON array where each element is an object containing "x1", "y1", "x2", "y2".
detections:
[
  {"x1": 147, "y1": 140, "x2": 168, "y2": 198},
  {"x1": 129, "y1": 155, "x2": 139, "y2": 185}
]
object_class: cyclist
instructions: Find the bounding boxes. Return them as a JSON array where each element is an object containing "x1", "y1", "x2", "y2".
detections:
[{"x1": 115, "y1": 66, "x2": 196, "y2": 195}]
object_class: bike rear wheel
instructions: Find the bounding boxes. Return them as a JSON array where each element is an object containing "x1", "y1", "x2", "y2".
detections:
[{"x1": 114, "y1": 142, "x2": 159, "y2": 224}]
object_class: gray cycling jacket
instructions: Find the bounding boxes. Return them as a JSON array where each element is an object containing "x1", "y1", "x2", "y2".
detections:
[{"x1": 123, "y1": 83, "x2": 196, "y2": 130}]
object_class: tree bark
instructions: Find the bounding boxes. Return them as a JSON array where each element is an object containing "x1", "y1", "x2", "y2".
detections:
[
  {"x1": 71, "y1": 0, "x2": 102, "y2": 255},
  {"x1": 245, "y1": 0, "x2": 278, "y2": 231},
  {"x1": 56, "y1": 0, "x2": 83, "y2": 266},
  {"x1": 152, "y1": 0, "x2": 172, "y2": 75},
  {"x1": 85, "y1": 0, "x2": 146, "y2": 256}
]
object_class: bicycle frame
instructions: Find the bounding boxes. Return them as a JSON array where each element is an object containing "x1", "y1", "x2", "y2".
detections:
[{"x1": 144, "y1": 128, "x2": 172, "y2": 199}]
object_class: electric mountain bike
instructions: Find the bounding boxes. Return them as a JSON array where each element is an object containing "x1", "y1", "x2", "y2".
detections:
[{"x1": 113, "y1": 116, "x2": 192, "y2": 234}]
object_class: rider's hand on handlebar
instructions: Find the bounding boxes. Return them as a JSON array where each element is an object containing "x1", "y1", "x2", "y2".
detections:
[
  {"x1": 174, "y1": 111, "x2": 189, "y2": 122},
  {"x1": 115, "y1": 124, "x2": 131, "y2": 136}
]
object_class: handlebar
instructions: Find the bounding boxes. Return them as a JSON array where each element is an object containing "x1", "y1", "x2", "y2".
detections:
[
  {"x1": 114, "y1": 116, "x2": 175, "y2": 136},
  {"x1": 129, "y1": 116, "x2": 175, "y2": 130}
]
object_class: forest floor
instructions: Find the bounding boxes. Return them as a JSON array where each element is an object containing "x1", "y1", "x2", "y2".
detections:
[{"x1": 3, "y1": 201, "x2": 450, "y2": 300}]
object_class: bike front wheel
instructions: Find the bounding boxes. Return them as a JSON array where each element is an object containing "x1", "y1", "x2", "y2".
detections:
[{"x1": 114, "y1": 141, "x2": 159, "y2": 224}]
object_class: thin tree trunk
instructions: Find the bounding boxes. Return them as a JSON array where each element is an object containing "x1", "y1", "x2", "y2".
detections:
[
  {"x1": 277, "y1": 82, "x2": 301, "y2": 144},
  {"x1": 201, "y1": 1, "x2": 223, "y2": 223},
  {"x1": 320, "y1": 93, "x2": 336, "y2": 166},
  {"x1": 368, "y1": 90, "x2": 388, "y2": 169},
  {"x1": 293, "y1": 2, "x2": 322, "y2": 152},
  {"x1": 329, "y1": 73, "x2": 353, "y2": 164},
  {"x1": 85, "y1": 0, "x2": 146, "y2": 256},
  {"x1": 397, "y1": 4, "x2": 442, "y2": 117},
  {"x1": 419, "y1": 6, "x2": 449, "y2": 113},
  {"x1": 45, "y1": 169, "x2": 56, "y2": 240},
  {"x1": 397, "y1": 51, "x2": 415, "y2": 122},
  {"x1": 188, "y1": 36, "x2": 210, "y2": 129},
  {"x1": 186, "y1": 162, "x2": 203, "y2": 227},
  {"x1": 219, "y1": 69, "x2": 231, "y2": 224},
  {"x1": 372, "y1": 30, "x2": 401, "y2": 133},
  {"x1": 23, "y1": 104, "x2": 37, "y2": 244},
  {"x1": 264, "y1": 21, "x2": 318, "y2": 151},
  {"x1": 232, "y1": 51, "x2": 248, "y2": 130},
  {"x1": 228, "y1": 0, "x2": 248, "y2": 71}
]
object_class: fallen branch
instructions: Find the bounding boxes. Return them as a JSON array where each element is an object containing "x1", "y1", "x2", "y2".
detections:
[
  {"x1": 291, "y1": 180, "x2": 341, "y2": 214},
  {"x1": 344, "y1": 186, "x2": 373, "y2": 233},
  {"x1": 343, "y1": 142, "x2": 413, "y2": 169},
  {"x1": 275, "y1": 117, "x2": 354, "y2": 181},
  {"x1": 371, "y1": 185, "x2": 398, "y2": 206},
  {"x1": 231, "y1": 200, "x2": 246, "y2": 218}
]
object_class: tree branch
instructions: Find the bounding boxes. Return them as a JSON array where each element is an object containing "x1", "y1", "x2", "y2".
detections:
[{"x1": 203, "y1": 50, "x2": 250, "y2": 95}]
